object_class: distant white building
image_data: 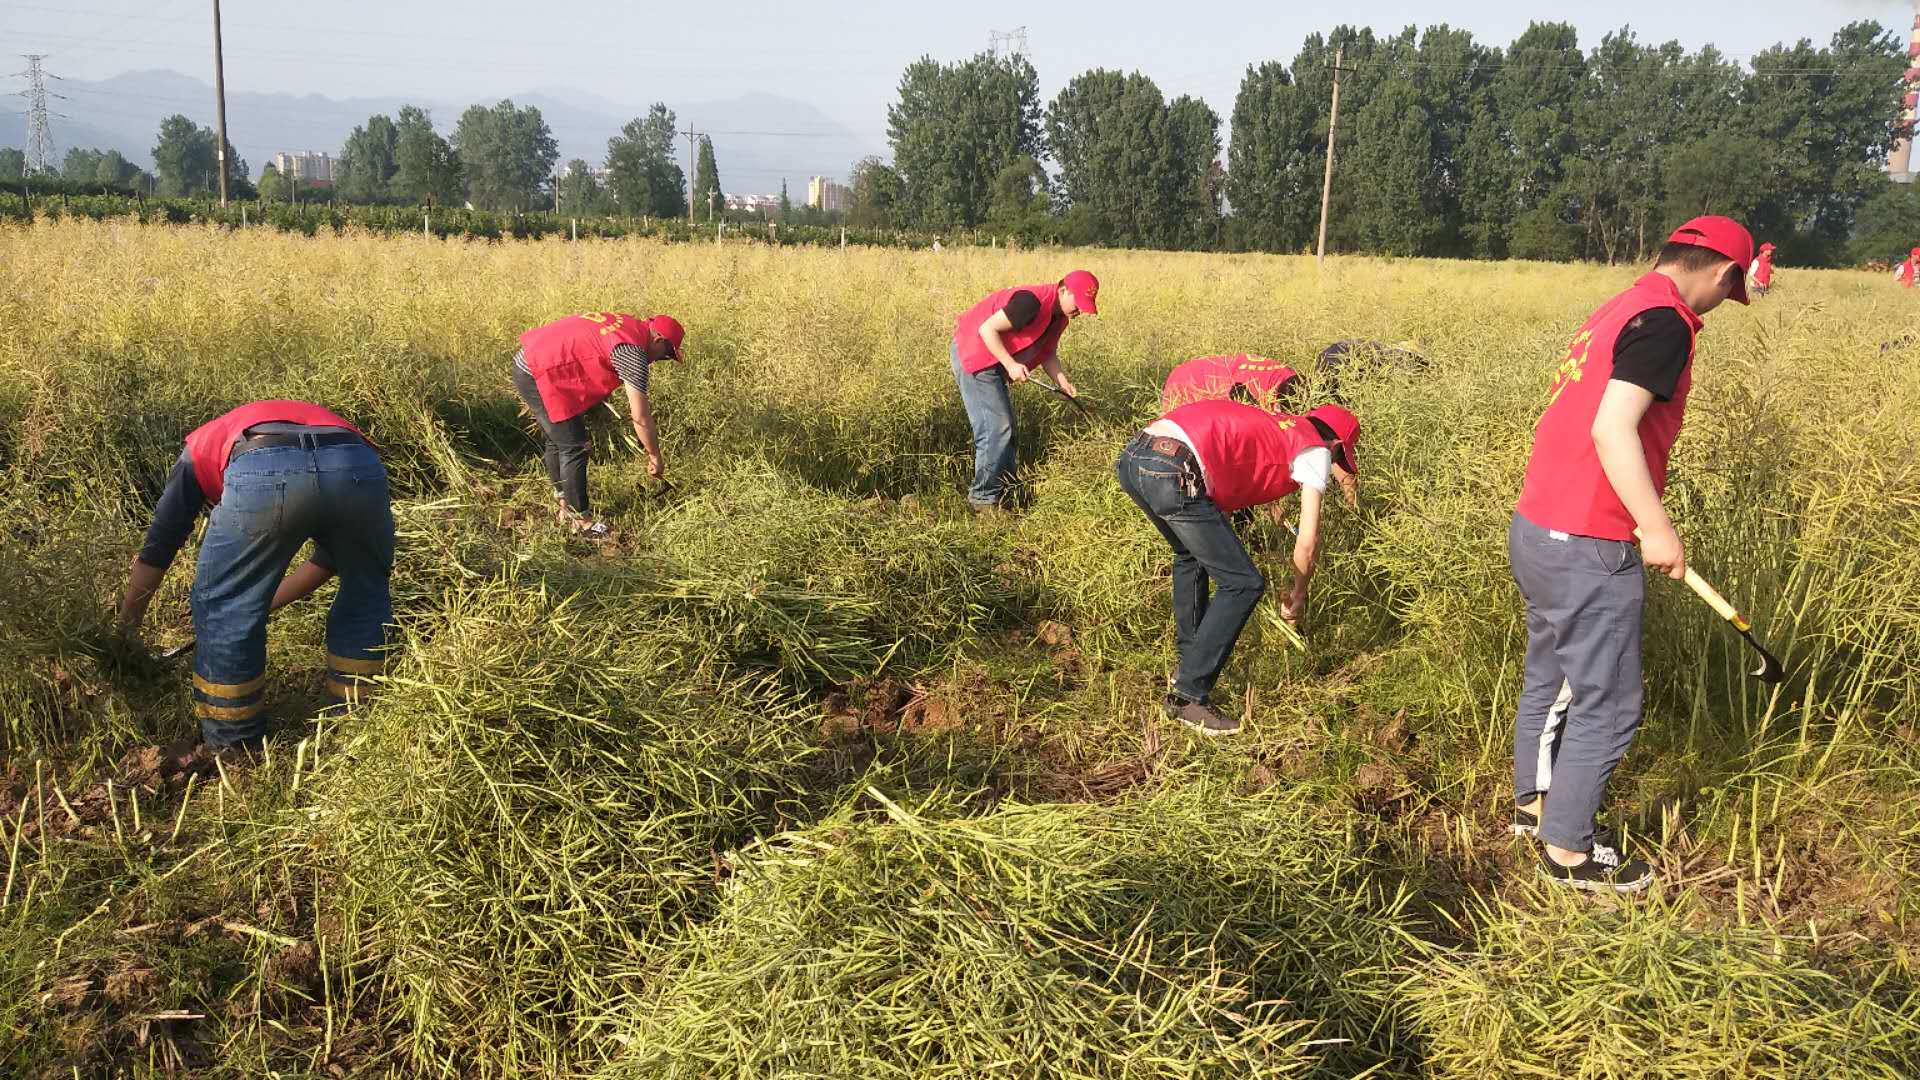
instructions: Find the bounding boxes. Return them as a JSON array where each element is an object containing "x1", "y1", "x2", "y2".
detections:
[
  {"x1": 726, "y1": 192, "x2": 783, "y2": 215},
  {"x1": 564, "y1": 160, "x2": 613, "y2": 185},
  {"x1": 271, "y1": 150, "x2": 334, "y2": 184},
  {"x1": 807, "y1": 175, "x2": 849, "y2": 212}
]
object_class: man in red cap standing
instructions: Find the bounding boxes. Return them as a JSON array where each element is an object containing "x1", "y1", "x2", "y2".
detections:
[
  {"x1": 1509, "y1": 214, "x2": 1752, "y2": 894},
  {"x1": 950, "y1": 270, "x2": 1097, "y2": 512},
  {"x1": 1115, "y1": 399, "x2": 1359, "y2": 736},
  {"x1": 1895, "y1": 248, "x2": 1920, "y2": 288},
  {"x1": 510, "y1": 311, "x2": 684, "y2": 538},
  {"x1": 1748, "y1": 243, "x2": 1775, "y2": 298},
  {"x1": 1161, "y1": 354, "x2": 1301, "y2": 411}
]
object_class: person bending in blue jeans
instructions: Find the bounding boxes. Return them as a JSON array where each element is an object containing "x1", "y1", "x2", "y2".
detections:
[
  {"x1": 116, "y1": 400, "x2": 395, "y2": 753},
  {"x1": 1115, "y1": 398, "x2": 1359, "y2": 736}
]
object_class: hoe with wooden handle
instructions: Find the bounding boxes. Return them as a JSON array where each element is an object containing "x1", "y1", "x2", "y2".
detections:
[{"x1": 1636, "y1": 530, "x2": 1784, "y2": 684}]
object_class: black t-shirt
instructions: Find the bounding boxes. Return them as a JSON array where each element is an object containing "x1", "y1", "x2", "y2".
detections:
[{"x1": 1610, "y1": 308, "x2": 1692, "y2": 402}]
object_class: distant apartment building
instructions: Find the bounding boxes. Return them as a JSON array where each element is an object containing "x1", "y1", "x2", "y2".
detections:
[
  {"x1": 271, "y1": 150, "x2": 335, "y2": 185},
  {"x1": 807, "y1": 175, "x2": 849, "y2": 212}
]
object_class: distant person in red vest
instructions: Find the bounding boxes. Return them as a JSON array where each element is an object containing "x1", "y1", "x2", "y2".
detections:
[
  {"x1": 1510, "y1": 215, "x2": 1753, "y2": 895},
  {"x1": 1748, "y1": 242, "x2": 1775, "y2": 297},
  {"x1": 116, "y1": 401, "x2": 394, "y2": 753},
  {"x1": 950, "y1": 271, "x2": 1097, "y2": 512},
  {"x1": 1161, "y1": 354, "x2": 1302, "y2": 411},
  {"x1": 511, "y1": 312, "x2": 684, "y2": 538},
  {"x1": 1895, "y1": 248, "x2": 1920, "y2": 288},
  {"x1": 1114, "y1": 400, "x2": 1360, "y2": 736}
]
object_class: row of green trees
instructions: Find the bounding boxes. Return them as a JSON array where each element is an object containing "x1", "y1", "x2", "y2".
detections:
[
  {"x1": 321, "y1": 99, "x2": 733, "y2": 218},
  {"x1": 869, "y1": 19, "x2": 1912, "y2": 264},
  {"x1": 1, "y1": 116, "x2": 247, "y2": 199}
]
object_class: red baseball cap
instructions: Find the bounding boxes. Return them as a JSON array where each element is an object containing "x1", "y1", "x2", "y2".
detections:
[
  {"x1": 1759, "y1": 242, "x2": 1775, "y2": 252},
  {"x1": 1666, "y1": 215, "x2": 1755, "y2": 304},
  {"x1": 1306, "y1": 404, "x2": 1360, "y2": 477},
  {"x1": 1061, "y1": 269, "x2": 1100, "y2": 315},
  {"x1": 646, "y1": 314, "x2": 684, "y2": 360}
]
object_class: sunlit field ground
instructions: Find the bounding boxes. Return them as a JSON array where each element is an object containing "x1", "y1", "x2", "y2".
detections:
[{"x1": 1, "y1": 218, "x2": 1915, "y2": 1076}]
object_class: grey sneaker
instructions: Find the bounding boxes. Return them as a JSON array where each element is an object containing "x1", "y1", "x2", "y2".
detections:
[
  {"x1": 1163, "y1": 694, "x2": 1240, "y2": 737},
  {"x1": 1537, "y1": 844, "x2": 1654, "y2": 894}
]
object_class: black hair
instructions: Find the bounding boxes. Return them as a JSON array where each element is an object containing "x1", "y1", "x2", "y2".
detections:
[
  {"x1": 1307, "y1": 415, "x2": 1350, "y2": 471},
  {"x1": 1655, "y1": 237, "x2": 1740, "y2": 277},
  {"x1": 1229, "y1": 382, "x2": 1257, "y2": 405}
]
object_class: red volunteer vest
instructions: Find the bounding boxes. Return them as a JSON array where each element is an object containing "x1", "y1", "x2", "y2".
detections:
[
  {"x1": 519, "y1": 312, "x2": 655, "y2": 422},
  {"x1": 1515, "y1": 272, "x2": 1702, "y2": 542},
  {"x1": 1162, "y1": 355, "x2": 1298, "y2": 409},
  {"x1": 1901, "y1": 260, "x2": 1919, "y2": 288},
  {"x1": 953, "y1": 284, "x2": 1069, "y2": 375},
  {"x1": 1752, "y1": 253, "x2": 1773, "y2": 287},
  {"x1": 1164, "y1": 400, "x2": 1326, "y2": 513},
  {"x1": 183, "y1": 400, "x2": 362, "y2": 503}
]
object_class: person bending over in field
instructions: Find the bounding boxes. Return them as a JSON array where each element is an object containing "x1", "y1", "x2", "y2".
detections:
[
  {"x1": 1510, "y1": 215, "x2": 1754, "y2": 894},
  {"x1": 116, "y1": 400, "x2": 394, "y2": 754},
  {"x1": 511, "y1": 312, "x2": 685, "y2": 538},
  {"x1": 950, "y1": 271, "x2": 1097, "y2": 513},
  {"x1": 1115, "y1": 399, "x2": 1359, "y2": 736},
  {"x1": 1895, "y1": 247, "x2": 1920, "y2": 289},
  {"x1": 1748, "y1": 242, "x2": 1775, "y2": 298},
  {"x1": 1160, "y1": 354, "x2": 1303, "y2": 412}
]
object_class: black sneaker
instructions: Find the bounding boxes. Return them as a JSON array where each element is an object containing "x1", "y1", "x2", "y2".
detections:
[
  {"x1": 1537, "y1": 844, "x2": 1654, "y2": 894},
  {"x1": 1512, "y1": 807, "x2": 1618, "y2": 851},
  {"x1": 1163, "y1": 694, "x2": 1240, "y2": 737}
]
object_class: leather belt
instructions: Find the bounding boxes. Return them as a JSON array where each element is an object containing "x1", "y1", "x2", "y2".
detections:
[{"x1": 230, "y1": 430, "x2": 363, "y2": 462}]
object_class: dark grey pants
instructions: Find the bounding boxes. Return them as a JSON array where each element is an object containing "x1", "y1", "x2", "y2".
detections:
[
  {"x1": 1508, "y1": 512, "x2": 1645, "y2": 852},
  {"x1": 511, "y1": 360, "x2": 593, "y2": 515}
]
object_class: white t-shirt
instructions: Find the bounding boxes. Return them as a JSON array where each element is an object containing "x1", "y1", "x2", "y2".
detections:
[{"x1": 1143, "y1": 421, "x2": 1331, "y2": 493}]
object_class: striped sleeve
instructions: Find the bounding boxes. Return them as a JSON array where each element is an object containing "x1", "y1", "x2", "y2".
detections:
[{"x1": 610, "y1": 343, "x2": 651, "y2": 395}]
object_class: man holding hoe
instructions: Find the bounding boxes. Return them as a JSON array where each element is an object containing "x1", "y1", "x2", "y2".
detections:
[
  {"x1": 511, "y1": 311, "x2": 685, "y2": 538},
  {"x1": 951, "y1": 271, "x2": 1098, "y2": 513},
  {"x1": 116, "y1": 400, "x2": 394, "y2": 753},
  {"x1": 1116, "y1": 398, "x2": 1360, "y2": 736},
  {"x1": 1510, "y1": 215, "x2": 1754, "y2": 893}
]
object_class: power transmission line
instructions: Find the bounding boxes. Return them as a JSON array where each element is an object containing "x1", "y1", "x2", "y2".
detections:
[{"x1": 987, "y1": 27, "x2": 1028, "y2": 61}]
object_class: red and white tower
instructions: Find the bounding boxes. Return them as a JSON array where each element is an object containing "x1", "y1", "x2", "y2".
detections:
[{"x1": 1892, "y1": 6, "x2": 1920, "y2": 179}]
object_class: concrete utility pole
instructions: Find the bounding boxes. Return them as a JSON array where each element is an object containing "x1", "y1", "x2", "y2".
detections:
[
  {"x1": 211, "y1": 0, "x2": 231, "y2": 206},
  {"x1": 1316, "y1": 46, "x2": 1348, "y2": 268},
  {"x1": 681, "y1": 128, "x2": 702, "y2": 220}
]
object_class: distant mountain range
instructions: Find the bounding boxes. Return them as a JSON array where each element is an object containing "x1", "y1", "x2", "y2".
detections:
[{"x1": 0, "y1": 69, "x2": 886, "y2": 195}]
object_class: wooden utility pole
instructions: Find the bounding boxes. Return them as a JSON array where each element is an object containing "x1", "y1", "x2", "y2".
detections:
[
  {"x1": 1315, "y1": 45, "x2": 1347, "y2": 268},
  {"x1": 211, "y1": 0, "x2": 230, "y2": 207}
]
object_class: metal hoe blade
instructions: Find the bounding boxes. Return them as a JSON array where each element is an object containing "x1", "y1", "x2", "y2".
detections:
[{"x1": 1739, "y1": 628, "x2": 1786, "y2": 684}]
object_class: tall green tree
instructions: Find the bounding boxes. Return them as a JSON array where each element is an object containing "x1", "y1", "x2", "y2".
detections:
[
  {"x1": 606, "y1": 103, "x2": 683, "y2": 217},
  {"x1": 0, "y1": 147, "x2": 22, "y2": 181},
  {"x1": 1226, "y1": 61, "x2": 1322, "y2": 251},
  {"x1": 887, "y1": 52, "x2": 1042, "y2": 228},
  {"x1": 452, "y1": 99, "x2": 558, "y2": 211},
  {"x1": 392, "y1": 105, "x2": 464, "y2": 206},
  {"x1": 151, "y1": 115, "x2": 246, "y2": 197},
  {"x1": 1045, "y1": 71, "x2": 1219, "y2": 248},
  {"x1": 557, "y1": 159, "x2": 605, "y2": 214},
  {"x1": 61, "y1": 148, "x2": 104, "y2": 185},
  {"x1": 847, "y1": 156, "x2": 902, "y2": 228},
  {"x1": 257, "y1": 162, "x2": 287, "y2": 202},
  {"x1": 691, "y1": 136, "x2": 723, "y2": 220},
  {"x1": 338, "y1": 114, "x2": 400, "y2": 203}
]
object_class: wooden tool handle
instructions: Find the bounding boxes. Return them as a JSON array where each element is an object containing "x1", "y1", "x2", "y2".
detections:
[{"x1": 1633, "y1": 529, "x2": 1750, "y2": 630}]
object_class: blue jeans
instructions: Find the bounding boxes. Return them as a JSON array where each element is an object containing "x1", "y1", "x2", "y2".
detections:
[
  {"x1": 1115, "y1": 435, "x2": 1266, "y2": 703},
  {"x1": 191, "y1": 440, "x2": 395, "y2": 749},
  {"x1": 1508, "y1": 512, "x2": 1645, "y2": 853},
  {"x1": 951, "y1": 341, "x2": 1017, "y2": 507}
]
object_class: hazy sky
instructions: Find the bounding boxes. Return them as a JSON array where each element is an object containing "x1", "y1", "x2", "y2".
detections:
[{"x1": 5, "y1": 0, "x2": 1912, "y2": 133}]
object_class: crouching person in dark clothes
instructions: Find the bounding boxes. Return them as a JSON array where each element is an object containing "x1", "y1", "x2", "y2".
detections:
[
  {"x1": 1116, "y1": 399, "x2": 1360, "y2": 736},
  {"x1": 511, "y1": 311, "x2": 685, "y2": 538},
  {"x1": 116, "y1": 400, "x2": 395, "y2": 752}
]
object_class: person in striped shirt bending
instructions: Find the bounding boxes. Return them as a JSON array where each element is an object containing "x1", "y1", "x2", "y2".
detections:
[{"x1": 510, "y1": 312, "x2": 684, "y2": 538}]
